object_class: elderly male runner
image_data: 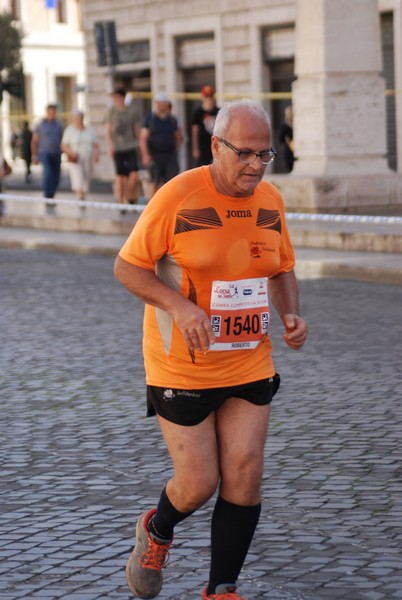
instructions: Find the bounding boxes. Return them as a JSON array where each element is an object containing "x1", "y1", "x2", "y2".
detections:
[{"x1": 114, "y1": 99, "x2": 308, "y2": 600}]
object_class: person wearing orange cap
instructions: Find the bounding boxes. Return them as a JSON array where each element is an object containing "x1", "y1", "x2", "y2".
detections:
[{"x1": 191, "y1": 85, "x2": 220, "y2": 166}]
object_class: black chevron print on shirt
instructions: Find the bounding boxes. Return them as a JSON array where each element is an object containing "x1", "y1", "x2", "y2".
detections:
[
  {"x1": 256, "y1": 209, "x2": 282, "y2": 233},
  {"x1": 175, "y1": 208, "x2": 223, "y2": 234}
]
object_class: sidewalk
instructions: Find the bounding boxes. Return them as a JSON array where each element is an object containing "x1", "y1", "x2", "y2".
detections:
[
  {"x1": 1, "y1": 162, "x2": 402, "y2": 285},
  {"x1": 1, "y1": 158, "x2": 112, "y2": 195},
  {"x1": 1, "y1": 225, "x2": 401, "y2": 285}
]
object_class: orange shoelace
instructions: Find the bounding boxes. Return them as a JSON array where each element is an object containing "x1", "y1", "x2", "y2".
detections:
[
  {"x1": 208, "y1": 595, "x2": 245, "y2": 600},
  {"x1": 206, "y1": 593, "x2": 246, "y2": 600},
  {"x1": 139, "y1": 539, "x2": 170, "y2": 571}
]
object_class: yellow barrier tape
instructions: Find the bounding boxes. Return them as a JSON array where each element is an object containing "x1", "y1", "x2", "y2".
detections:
[{"x1": 3, "y1": 89, "x2": 401, "y2": 122}]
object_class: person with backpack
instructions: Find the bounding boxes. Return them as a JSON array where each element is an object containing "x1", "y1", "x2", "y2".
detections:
[{"x1": 139, "y1": 92, "x2": 183, "y2": 200}]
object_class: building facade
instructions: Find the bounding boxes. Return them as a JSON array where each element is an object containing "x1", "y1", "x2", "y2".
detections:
[
  {"x1": 2, "y1": 0, "x2": 400, "y2": 192},
  {"x1": 79, "y1": 0, "x2": 402, "y2": 183},
  {"x1": 0, "y1": 0, "x2": 85, "y2": 159}
]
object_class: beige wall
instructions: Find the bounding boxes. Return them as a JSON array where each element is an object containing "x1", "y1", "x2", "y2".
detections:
[
  {"x1": 81, "y1": 0, "x2": 296, "y2": 179},
  {"x1": 1, "y1": 0, "x2": 85, "y2": 160},
  {"x1": 80, "y1": 0, "x2": 402, "y2": 180}
]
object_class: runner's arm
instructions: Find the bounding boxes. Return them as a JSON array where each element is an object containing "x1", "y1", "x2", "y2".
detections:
[
  {"x1": 114, "y1": 255, "x2": 215, "y2": 352},
  {"x1": 268, "y1": 270, "x2": 308, "y2": 350}
]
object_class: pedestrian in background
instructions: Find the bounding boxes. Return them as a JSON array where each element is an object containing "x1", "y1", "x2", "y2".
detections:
[
  {"x1": 279, "y1": 105, "x2": 295, "y2": 173},
  {"x1": 10, "y1": 125, "x2": 19, "y2": 162},
  {"x1": 31, "y1": 104, "x2": 64, "y2": 199},
  {"x1": 61, "y1": 110, "x2": 99, "y2": 201},
  {"x1": 191, "y1": 85, "x2": 220, "y2": 166},
  {"x1": 20, "y1": 121, "x2": 33, "y2": 183},
  {"x1": 105, "y1": 87, "x2": 140, "y2": 206},
  {"x1": 139, "y1": 92, "x2": 182, "y2": 200},
  {"x1": 114, "y1": 99, "x2": 308, "y2": 600}
]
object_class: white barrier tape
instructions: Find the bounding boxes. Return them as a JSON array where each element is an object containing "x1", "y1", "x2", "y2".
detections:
[
  {"x1": 1, "y1": 193, "x2": 401, "y2": 224},
  {"x1": 0, "y1": 193, "x2": 145, "y2": 213},
  {"x1": 285, "y1": 212, "x2": 402, "y2": 225}
]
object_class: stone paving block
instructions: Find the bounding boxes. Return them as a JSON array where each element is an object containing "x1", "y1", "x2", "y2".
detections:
[
  {"x1": 1, "y1": 249, "x2": 402, "y2": 599},
  {"x1": 27, "y1": 593, "x2": 65, "y2": 599}
]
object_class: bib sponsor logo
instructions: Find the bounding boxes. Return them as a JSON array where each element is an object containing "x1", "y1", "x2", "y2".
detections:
[{"x1": 212, "y1": 282, "x2": 239, "y2": 299}]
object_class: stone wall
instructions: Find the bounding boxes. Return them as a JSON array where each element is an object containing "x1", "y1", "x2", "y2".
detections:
[{"x1": 80, "y1": 0, "x2": 402, "y2": 213}]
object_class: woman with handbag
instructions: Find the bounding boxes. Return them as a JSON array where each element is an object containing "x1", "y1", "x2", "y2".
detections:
[{"x1": 61, "y1": 110, "x2": 99, "y2": 201}]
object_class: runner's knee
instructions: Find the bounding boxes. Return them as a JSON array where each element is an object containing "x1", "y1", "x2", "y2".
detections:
[{"x1": 173, "y1": 471, "x2": 219, "y2": 510}]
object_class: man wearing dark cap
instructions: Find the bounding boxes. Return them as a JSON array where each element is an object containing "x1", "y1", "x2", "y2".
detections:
[
  {"x1": 31, "y1": 103, "x2": 64, "y2": 199},
  {"x1": 105, "y1": 87, "x2": 140, "y2": 205},
  {"x1": 191, "y1": 85, "x2": 220, "y2": 166}
]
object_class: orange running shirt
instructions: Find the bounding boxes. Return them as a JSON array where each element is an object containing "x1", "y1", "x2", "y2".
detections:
[{"x1": 119, "y1": 166, "x2": 295, "y2": 389}]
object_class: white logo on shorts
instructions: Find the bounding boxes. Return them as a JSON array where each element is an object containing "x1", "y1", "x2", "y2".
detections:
[{"x1": 163, "y1": 389, "x2": 175, "y2": 400}]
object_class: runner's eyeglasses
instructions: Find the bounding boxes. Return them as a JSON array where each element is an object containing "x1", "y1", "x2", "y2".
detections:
[{"x1": 219, "y1": 138, "x2": 277, "y2": 165}]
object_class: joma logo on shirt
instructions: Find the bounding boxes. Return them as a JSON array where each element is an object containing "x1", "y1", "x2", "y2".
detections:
[{"x1": 226, "y1": 210, "x2": 252, "y2": 219}]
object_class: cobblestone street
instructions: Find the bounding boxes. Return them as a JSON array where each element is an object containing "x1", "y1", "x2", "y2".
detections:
[{"x1": 1, "y1": 247, "x2": 402, "y2": 600}]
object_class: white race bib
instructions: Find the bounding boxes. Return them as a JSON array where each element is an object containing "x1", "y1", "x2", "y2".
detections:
[{"x1": 210, "y1": 278, "x2": 269, "y2": 351}]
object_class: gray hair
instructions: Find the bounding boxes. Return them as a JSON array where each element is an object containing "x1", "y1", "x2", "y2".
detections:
[{"x1": 213, "y1": 100, "x2": 271, "y2": 137}]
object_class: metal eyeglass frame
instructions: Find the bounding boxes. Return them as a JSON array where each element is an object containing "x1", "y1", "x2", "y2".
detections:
[{"x1": 219, "y1": 138, "x2": 277, "y2": 165}]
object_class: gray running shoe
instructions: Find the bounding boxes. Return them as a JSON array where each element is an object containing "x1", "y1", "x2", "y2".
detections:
[{"x1": 126, "y1": 509, "x2": 171, "y2": 599}]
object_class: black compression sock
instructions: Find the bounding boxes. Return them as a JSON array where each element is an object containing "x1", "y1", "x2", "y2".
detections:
[
  {"x1": 148, "y1": 487, "x2": 194, "y2": 542},
  {"x1": 207, "y1": 496, "x2": 261, "y2": 594}
]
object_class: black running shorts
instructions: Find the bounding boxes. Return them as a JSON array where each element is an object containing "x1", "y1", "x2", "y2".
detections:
[
  {"x1": 114, "y1": 149, "x2": 138, "y2": 176},
  {"x1": 149, "y1": 152, "x2": 179, "y2": 185},
  {"x1": 146, "y1": 374, "x2": 280, "y2": 426}
]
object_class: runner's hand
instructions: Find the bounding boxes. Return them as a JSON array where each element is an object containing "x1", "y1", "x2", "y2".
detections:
[
  {"x1": 282, "y1": 314, "x2": 308, "y2": 350},
  {"x1": 172, "y1": 302, "x2": 215, "y2": 353}
]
